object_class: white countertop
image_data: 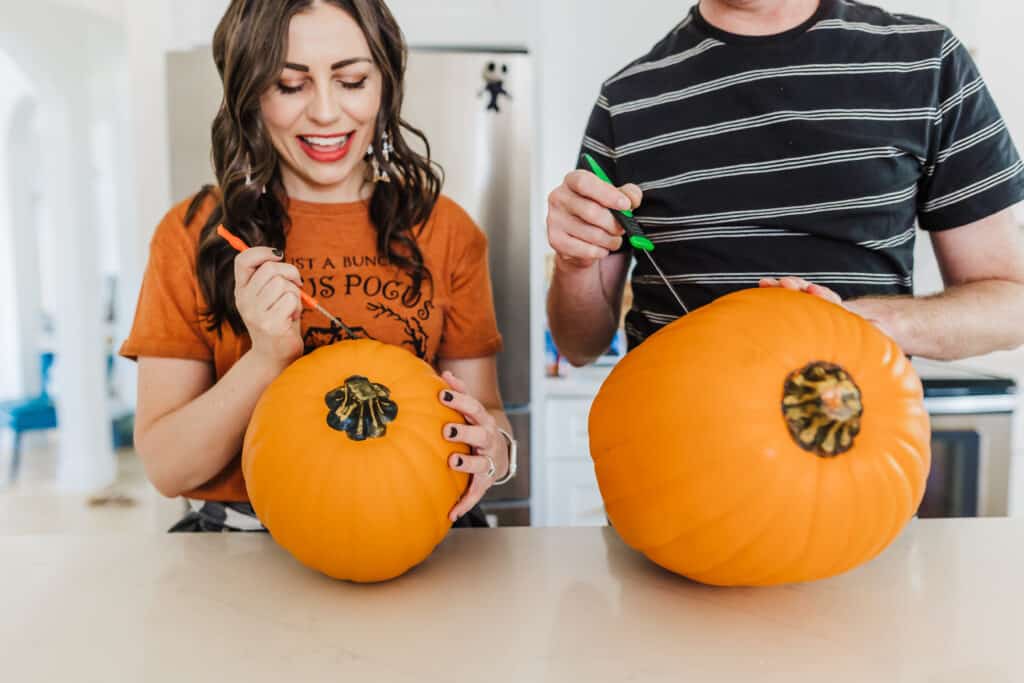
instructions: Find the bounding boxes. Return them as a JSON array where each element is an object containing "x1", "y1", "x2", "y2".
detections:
[{"x1": 4, "y1": 520, "x2": 1024, "y2": 681}]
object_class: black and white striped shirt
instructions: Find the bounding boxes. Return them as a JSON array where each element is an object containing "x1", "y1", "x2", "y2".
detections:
[{"x1": 579, "y1": 0, "x2": 1024, "y2": 349}]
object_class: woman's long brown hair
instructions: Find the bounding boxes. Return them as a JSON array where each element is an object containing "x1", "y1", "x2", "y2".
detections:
[{"x1": 187, "y1": 0, "x2": 441, "y2": 334}]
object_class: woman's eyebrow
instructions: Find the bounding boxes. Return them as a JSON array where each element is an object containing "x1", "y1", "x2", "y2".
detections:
[{"x1": 283, "y1": 57, "x2": 373, "y2": 72}]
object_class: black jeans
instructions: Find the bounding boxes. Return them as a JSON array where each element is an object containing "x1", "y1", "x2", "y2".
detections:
[{"x1": 168, "y1": 501, "x2": 491, "y2": 532}]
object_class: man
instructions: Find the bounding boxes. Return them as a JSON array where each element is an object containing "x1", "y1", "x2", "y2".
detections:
[{"x1": 547, "y1": 0, "x2": 1024, "y2": 365}]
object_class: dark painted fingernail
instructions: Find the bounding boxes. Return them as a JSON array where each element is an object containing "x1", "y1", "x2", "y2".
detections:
[
  {"x1": 455, "y1": 456, "x2": 464, "y2": 467},
  {"x1": 442, "y1": 391, "x2": 454, "y2": 403},
  {"x1": 448, "y1": 426, "x2": 458, "y2": 438},
  {"x1": 272, "y1": 248, "x2": 283, "y2": 258}
]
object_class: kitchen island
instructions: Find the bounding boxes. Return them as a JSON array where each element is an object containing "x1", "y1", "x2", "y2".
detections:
[{"x1": 3, "y1": 519, "x2": 1022, "y2": 682}]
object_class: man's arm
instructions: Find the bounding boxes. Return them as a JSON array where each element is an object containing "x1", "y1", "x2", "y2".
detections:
[
  {"x1": 844, "y1": 208, "x2": 1024, "y2": 361},
  {"x1": 546, "y1": 171, "x2": 641, "y2": 367},
  {"x1": 547, "y1": 251, "x2": 631, "y2": 367}
]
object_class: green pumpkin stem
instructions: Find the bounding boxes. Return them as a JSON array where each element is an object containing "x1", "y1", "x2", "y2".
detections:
[{"x1": 782, "y1": 362, "x2": 863, "y2": 457}]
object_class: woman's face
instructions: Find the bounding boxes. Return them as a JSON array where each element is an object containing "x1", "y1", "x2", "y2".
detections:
[{"x1": 260, "y1": 1, "x2": 383, "y2": 202}]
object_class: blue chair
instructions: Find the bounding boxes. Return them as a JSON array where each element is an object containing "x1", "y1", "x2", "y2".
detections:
[{"x1": 0, "y1": 352, "x2": 57, "y2": 482}]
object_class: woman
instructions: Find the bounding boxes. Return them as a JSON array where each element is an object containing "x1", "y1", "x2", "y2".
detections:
[{"x1": 120, "y1": 0, "x2": 514, "y2": 531}]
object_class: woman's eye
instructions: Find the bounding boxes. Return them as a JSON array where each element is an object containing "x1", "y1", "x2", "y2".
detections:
[
  {"x1": 340, "y1": 78, "x2": 368, "y2": 90},
  {"x1": 277, "y1": 82, "x2": 304, "y2": 95}
]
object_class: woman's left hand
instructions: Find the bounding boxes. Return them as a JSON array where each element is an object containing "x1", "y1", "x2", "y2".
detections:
[{"x1": 439, "y1": 370, "x2": 510, "y2": 522}]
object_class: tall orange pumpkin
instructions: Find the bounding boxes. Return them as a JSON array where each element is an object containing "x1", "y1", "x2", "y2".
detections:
[
  {"x1": 242, "y1": 340, "x2": 469, "y2": 583},
  {"x1": 589, "y1": 287, "x2": 931, "y2": 586}
]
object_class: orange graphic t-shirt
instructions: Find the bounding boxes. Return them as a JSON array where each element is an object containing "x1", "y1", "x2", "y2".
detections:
[{"x1": 120, "y1": 192, "x2": 503, "y2": 501}]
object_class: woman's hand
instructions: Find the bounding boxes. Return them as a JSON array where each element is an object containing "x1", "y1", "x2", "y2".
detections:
[
  {"x1": 234, "y1": 247, "x2": 305, "y2": 369},
  {"x1": 439, "y1": 370, "x2": 510, "y2": 522}
]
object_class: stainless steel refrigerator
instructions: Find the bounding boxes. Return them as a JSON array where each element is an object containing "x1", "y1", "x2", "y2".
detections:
[
  {"x1": 166, "y1": 47, "x2": 533, "y2": 526},
  {"x1": 401, "y1": 48, "x2": 532, "y2": 526}
]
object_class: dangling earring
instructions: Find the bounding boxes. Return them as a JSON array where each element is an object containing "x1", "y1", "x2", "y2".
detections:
[
  {"x1": 365, "y1": 136, "x2": 391, "y2": 184},
  {"x1": 365, "y1": 142, "x2": 380, "y2": 183},
  {"x1": 379, "y1": 131, "x2": 392, "y2": 183},
  {"x1": 245, "y1": 158, "x2": 266, "y2": 195}
]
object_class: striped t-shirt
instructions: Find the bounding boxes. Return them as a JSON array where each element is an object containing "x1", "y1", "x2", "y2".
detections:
[{"x1": 579, "y1": 0, "x2": 1024, "y2": 349}]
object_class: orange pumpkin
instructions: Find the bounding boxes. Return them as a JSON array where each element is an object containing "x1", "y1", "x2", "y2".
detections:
[
  {"x1": 589, "y1": 287, "x2": 931, "y2": 586},
  {"x1": 242, "y1": 340, "x2": 469, "y2": 582}
]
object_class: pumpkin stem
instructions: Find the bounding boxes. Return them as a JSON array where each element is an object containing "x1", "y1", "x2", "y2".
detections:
[
  {"x1": 781, "y1": 362, "x2": 863, "y2": 457},
  {"x1": 325, "y1": 376, "x2": 399, "y2": 441}
]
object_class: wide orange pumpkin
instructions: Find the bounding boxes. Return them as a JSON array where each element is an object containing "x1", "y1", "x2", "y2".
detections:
[
  {"x1": 242, "y1": 340, "x2": 469, "y2": 582},
  {"x1": 589, "y1": 287, "x2": 931, "y2": 586}
]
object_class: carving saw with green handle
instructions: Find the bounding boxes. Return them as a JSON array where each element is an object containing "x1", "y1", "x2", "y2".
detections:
[{"x1": 581, "y1": 153, "x2": 689, "y2": 315}]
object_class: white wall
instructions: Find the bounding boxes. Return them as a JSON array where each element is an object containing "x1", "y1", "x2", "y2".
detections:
[
  {"x1": 894, "y1": 1, "x2": 1024, "y2": 384},
  {"x1": 533, "y1": 2, "x2": 693, "y2": 204},
  {"x1": 960, "y1": 4, "x2": 1024, "y2": 383},
  {"x1": 162, "y1": 0, "x2": 534, "y2": 53},
  {"x1": 0, "y1": 54, "x2": 34, "y2": 400},
  {"x1": 0, "y1": 1, "x2": 126, "y2": 490},
  {"x1": 5, "y1": 96, "x2": 43, "y2": 400},
  {"x1": 50, "y1": 0, "x2": 121, "y2": 22}
]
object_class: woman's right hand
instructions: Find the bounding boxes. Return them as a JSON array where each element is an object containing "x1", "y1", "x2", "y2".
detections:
[
  {"x1": 234, "y1": 247, "x2": 304, "y2": 368},
  {"x1": 546, "y1": 170, "x2": 643, "y2": 270}
]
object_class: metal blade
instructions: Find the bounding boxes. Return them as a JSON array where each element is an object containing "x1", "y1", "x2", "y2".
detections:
[
  {"x1": 316, "y1": 303, "x2": 359, "y2": 339},
  {"x1": 643, "y1": 250, "x2": 689, "y2": 315}
]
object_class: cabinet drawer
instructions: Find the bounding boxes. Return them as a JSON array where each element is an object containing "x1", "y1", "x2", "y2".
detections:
[
  {"x1": 544, "y1": 398, "x2": 594, "y2": 461},
  {"x1": 546, "y1": 460, "x2": 607, "y2": 527}
]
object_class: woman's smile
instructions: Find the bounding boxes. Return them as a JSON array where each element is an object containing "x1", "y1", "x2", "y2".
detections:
[{"x1": 296, "y1": 131, "x2": 355, "y2": 163}]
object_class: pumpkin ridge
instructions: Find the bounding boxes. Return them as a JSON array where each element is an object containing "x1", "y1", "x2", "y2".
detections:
[
  {"x1": 833, "y1": 447, "x2": 876, "y2": 576},
  {"x1": 391, "y1": 421, "x2": 463, "y2": 541},
  {"x1": 798, "y1": 457, "x2": 853, "y2": 582},
  {"x1": 249, "y1": 418, "x2": 317, "y2": 534},
  {"x1": 626, "y1": 454, "x2": 784, "y2": 556},
  {"x1": 742, "y1": 480, "x2": 832, "y2": 585},
  {"x1": 896, "y1": 430, "x2": 932, "y2": 503},
  {"x1": 293, "y1": 428, "x2": 338, "y2": 562},
  {"x1": 817, "y1": 454, "x2": 862, "y2": 581},
  {"x1": 853, "y1": 451, "x2": 906, "y2": 566},
  {"x1": 752, "y1": 459, "x2": 821, "y2": 585},
  {"x1": 676, "y1": 451, "x2": 791, "y2": 583},
  {"x1": 370, "y1": 450, "x2": 429, "y2": 580},
  {"x1": 596, "y1": 411, "x2": 779, "y2": 516},
  {"x1": 881, "y1": 448, "x2": 918, "y2": 531}
]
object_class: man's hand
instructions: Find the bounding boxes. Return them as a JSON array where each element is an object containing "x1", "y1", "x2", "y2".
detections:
[
  {"x1": 547, "y1": 170, "x2": 643, "y2": 270},
  {"x1": 758, "y1": 276, "x2": 898, "y2": 338},
  {"x1": 758, "y1": 276, "x2": 842, "y2": 305}
]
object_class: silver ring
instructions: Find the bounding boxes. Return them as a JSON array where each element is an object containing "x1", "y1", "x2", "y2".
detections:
[{"x1": 484, "y1": 455, "x2": 497, "y2": 480}]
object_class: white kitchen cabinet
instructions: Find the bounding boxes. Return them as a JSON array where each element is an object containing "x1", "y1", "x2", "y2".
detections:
[
  {"x1": 1010, "y1": 456, "x2": 1024, "y2": 518},
  {"x1": 545, "y1": 460, "x2": 607, "y2": 527},
  {"x1": 542, "y1": 381, "x2": 611, "y2": 526},
  {"x1": 543, "y1": 396, "x2": 593, "y2": 461}
]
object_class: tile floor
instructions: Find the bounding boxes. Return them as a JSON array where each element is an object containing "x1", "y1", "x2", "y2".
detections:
[{"x1": 0, "y1": 433, "x2": 184, "y2": 534}]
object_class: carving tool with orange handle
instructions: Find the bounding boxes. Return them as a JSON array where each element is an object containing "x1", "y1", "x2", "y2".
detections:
[{"x1": 216, "y1": 225, "x2": 357, "y2": 337}]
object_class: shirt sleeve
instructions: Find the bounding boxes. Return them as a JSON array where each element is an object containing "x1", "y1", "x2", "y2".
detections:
[
  {"x1": 578, "y1": 87, "x2": 618, "y2": 176},
  {"x1": 917, "y1": 32, "x2": 1024, "y2": 231},
  {"x1": 578, "y1": 86, "x2": 632, "y2": 255},
  {"x1": 119, "y1": 205, "x2": 214, "y2": 362},
  {"x1": 436, "y1": 201, "x2": 504, "y2": 360}
]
